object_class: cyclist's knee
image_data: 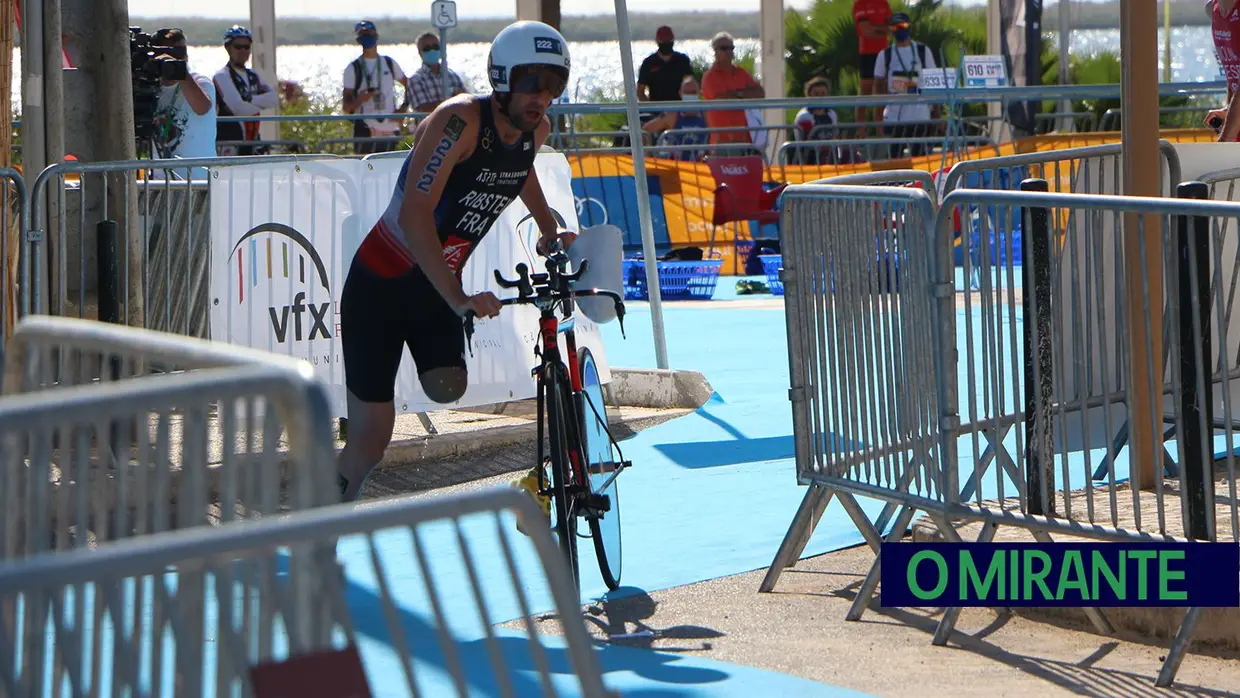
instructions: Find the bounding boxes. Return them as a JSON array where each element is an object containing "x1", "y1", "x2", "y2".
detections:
[{"x1": 421, "y1": 367, "x2": 467, "y2": 404}]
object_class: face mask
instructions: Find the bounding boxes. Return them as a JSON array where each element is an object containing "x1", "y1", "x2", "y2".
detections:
[
  {"x1": 422, "y1": 49, "x2": 441, "y2": 65},
  {"x1": 357, "y1": 34, "x2": 378, "y2": 49},
  {"x1": 681, "y1": 94, "x2": 699, "y2": 101},
  {"x1": 657, "y1": 42, "x2": 674, "y2": 54},
  {"x1": 894, "y1": 28, "x2": 911, "y2": 42}
]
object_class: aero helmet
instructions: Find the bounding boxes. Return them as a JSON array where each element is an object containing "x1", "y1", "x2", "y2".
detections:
[{"x1": 487, "y1": 21, "x2": 571, "y2": 98}]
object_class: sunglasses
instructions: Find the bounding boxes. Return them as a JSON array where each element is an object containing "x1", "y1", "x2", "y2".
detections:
[
  {"x1": 232, "y1": 43, "x2": 252, "y2": 50},
  {"x1": 422, "y1": 44, "x2": 440, "y2": 51},
  {"x1": 715, "y1": 44, "x2": 734, "y2": 51},
  {"x1": 510, "y1": 66, "x2": 568, "y2": 98}
]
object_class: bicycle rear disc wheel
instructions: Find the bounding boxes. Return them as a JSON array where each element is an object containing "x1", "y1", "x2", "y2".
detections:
[{"x1": 578, "y1": 348, "x2": 622, "y2": 590}]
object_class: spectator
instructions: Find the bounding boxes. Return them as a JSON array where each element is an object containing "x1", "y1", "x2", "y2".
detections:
[
  {"x1": 407, "y1": 30, "x2": 468, "y2": 114},
  {"x1": 341, "y1": 20, "x2": 411, "y2": 155},
  {"x1": 700, "y1": 31, "x2": 765, "y2": 147},
  {"x1": 852, "y1": 0, "x2": 892, "y2": 134},
  {"x1": 642, "y1": 75, "x2": 709, "y2": 161},
  {"x1": 872, "y1": 12, "x2": 939, "y2": 159},
  {"x1": 637, "y1": 26, "x2": 694, "y2": 103},
  {"x1": 214, "y1": 25, "x2": 278, "y2": 156},
  {"x1": 149, "y1": 28, "x2": 217, "y2": 171},
  {"x1": 792, "y1": 76, "x2": 843, "y2": 165},
  {"x1": 1206, "y1": 0, "x2": 1240, "y2": 141}
]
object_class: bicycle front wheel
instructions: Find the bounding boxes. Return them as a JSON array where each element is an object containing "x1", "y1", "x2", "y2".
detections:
[{"x1": 578, "y1": 348, "x2": 622, "y2": 590}]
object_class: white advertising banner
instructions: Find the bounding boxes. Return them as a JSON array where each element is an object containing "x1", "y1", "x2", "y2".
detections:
[{"x1": 208, "y1": 152, "x2": 612, "y2": 418}]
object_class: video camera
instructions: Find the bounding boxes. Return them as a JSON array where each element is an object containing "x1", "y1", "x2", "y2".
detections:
[{"x1": 129, "y1": 26, "x2": 189, "y2": 145}]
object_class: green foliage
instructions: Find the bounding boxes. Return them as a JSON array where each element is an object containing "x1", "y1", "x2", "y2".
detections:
[{"x1": 277, "y1": 88, "x2": 351, "y2": 152}]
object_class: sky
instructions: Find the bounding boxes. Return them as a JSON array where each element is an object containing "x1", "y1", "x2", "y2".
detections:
[{"x1": 129, "y1": 0, "x2": 1023, "y2": 20}]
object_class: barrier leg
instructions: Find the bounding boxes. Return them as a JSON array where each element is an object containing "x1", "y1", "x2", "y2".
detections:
[
  {"x1": 759, "y1": 484, "x2": 833, "y2": 592},
  {"x1": 845, "y1": 504, "x2": 917, "y2": 622},
  {"x1": 1157, "y1": 607, "x2": 1202, "y2": 688},
  {"x1": 1030, "y1": 529, "x2": 1114, "y2": 636},
  {"x1": 931, "y1": 519, "x2": 999, "y2": 645}
]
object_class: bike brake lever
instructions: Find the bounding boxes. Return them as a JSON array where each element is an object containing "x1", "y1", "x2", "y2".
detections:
[{"x1": 614, "y1": 300, "x2": 627, "y2": 339}]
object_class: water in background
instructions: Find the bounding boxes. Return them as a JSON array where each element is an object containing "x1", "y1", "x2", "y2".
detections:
[{"x1": 8, "y1": 26, "x2": 1225, "y2": 116}]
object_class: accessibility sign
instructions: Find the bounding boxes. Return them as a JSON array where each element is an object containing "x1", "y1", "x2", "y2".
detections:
[{"x1": 432, "y1": 0, "x2": 458, "y2": 29}]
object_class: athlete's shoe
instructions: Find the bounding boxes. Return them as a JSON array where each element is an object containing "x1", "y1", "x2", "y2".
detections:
[{"x1": 513, "y1": 465, "x2": 551, "y2": 536}]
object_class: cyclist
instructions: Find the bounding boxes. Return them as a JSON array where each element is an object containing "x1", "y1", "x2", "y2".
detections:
[{"x1": 337, "y1": 20, "x2": 577, "y2": 503}]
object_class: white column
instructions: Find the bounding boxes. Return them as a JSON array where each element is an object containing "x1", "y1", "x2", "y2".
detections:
[
  {"x1": 250, "y1": 0, "x2": 279, "y2": 141},
  {"x1": 986, "y1": 0, "x2": 1004, "y2": 143},
  {"x1": 515, "y1": 0, "x2": 541, "y2": 21},
  {"x1": 759, "y1": 0, "x2": 785, "y2": 156}
]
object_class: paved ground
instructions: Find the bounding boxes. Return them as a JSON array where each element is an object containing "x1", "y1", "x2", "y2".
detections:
[
  {"x1": 353, "y1": 465, "x2": 1240, "y2": 698},
  {"x1": 499, "y1": 541, "x2": 1240, "y2": 698}
]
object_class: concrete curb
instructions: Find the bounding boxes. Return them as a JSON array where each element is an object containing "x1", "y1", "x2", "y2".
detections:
[
  {"x1": 374, "y1": 367, "x2": 711, "y2": 469},
  {"x1": 602, "y1": 367, "x2": 715, "y2": 411},
  {"x1": 378, "y1": 405, "x2": 690, "y2": 470}
]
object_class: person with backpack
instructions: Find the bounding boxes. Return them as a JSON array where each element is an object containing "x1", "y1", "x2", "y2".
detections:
[
  {"x1": 871, "y1": 12, "x2": 940, "y2": 160},
  {"x1": 214, "y1": 26, "x2": 278, "y2": 156},
  {"x1": 341, "y1": 20, "x2": 412, "y2": 155}
]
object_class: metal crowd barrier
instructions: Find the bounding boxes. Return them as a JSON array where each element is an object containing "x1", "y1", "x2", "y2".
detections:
[
  {"x1": 24, "y1": 154, "x2": 341, "y2": 335},
  {"x1": 762, "y1": 181, "x2": 1240, "y2": 688},
  {"x1": 0, "y1": 316, "x2": 339, "y2": 556},
  {"x1": 0, "y1": 167, "x2": 29, "y2": 366},
  {"x1": 0, "y1": 488, "x2": 615, "y2": 697}
]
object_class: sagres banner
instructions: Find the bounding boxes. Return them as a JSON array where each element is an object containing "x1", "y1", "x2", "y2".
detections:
[{"x1": 209, "y1": 153, "x2": 612, "y2": 418}]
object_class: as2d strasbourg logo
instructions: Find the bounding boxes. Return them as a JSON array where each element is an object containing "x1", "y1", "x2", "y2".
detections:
[{"x1": 224, "y1": 223, "x2": 335, "y2": 344}]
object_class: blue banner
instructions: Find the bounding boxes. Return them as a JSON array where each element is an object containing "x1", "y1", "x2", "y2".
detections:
[
  {"x1": 571, "y1": 174, "x2": 671, "y2": 254},
  {"x1": 880, "y1": 542, "x2": 1240, "y2": 607}
]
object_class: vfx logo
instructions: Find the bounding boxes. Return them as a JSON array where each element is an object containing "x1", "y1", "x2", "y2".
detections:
[
  {"x1": 269, "y1": 291, "x2": 333, "y2": 342},
  {"x1": 226, "y1": 222, "x2": 335, "y2": 344}
]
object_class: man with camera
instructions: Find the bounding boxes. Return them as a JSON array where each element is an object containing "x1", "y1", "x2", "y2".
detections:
[{"x1": 149, "y1": 28, "x2": 217, "y2": 169}]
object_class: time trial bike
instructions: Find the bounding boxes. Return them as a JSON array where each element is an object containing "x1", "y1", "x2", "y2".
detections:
[{"x1": 463, "y1": 241, "x2": 631, "y2": 591}]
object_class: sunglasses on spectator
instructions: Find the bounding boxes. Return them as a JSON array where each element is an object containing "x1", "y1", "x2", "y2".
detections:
[
  {"x1": 232, "y1": 43, "x2": 252, "y2": 50},
  {"x1": 511, "y1": 66, "x2": 568, "y2": 98},
  {"x1": 715, "y1": 44, "x2": 734, "y2": 51},
  {"x1": 422, "y1": 43, "x2": 440, "y2": 51}
]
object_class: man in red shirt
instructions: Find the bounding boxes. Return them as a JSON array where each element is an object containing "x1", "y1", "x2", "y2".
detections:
[
  {"x1": 701, "y1": 31, "x2": 765, "y2": 146},
  {"x1": 853, "y1": 0, "x2": 893, "y2": 133},
  {"x1": 1208, "y1": 0, "x2": 1240, "y2": 141}
]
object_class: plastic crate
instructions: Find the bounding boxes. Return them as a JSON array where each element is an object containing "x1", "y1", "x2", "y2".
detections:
[
  {"x1": 759, "y1": 254, "x2": 784, "y2": 296},
  {"x1": 622, "y1": 258, "x2": 724, "y2": 301}
]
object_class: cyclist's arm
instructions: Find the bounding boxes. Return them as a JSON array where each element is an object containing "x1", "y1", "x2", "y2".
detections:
[
  {"x1": 519, "y1": 117, "x2": 562, "y2": 252},
  {"x1": 397, "y1": 103, "x2": 478, "y2": 312}
]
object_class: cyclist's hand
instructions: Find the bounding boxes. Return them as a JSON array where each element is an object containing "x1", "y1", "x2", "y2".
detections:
[
  {"x1": 537, "y1": 231, "x2": 577, "y2": 256},
  {"x1": 460, "y1": 291, "x2": 501, "y2": 319}
]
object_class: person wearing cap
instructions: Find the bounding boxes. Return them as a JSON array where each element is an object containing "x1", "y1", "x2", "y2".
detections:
[
  {"x1": 408, "y1": 30, "x2": 469, "y2": 114},
  {"x1": 872, "y1": 12, "x2": 939, "y2": 159},
  {"x1": 852, "y1": 0, "x2": 893, "y2": 134},
  {"x1": 342, "y1": 20, "x2": 412, "y2": 155},
  {"x1": 637, "y1": 26, "x2": 694, "y2": 104},
  {"x1": 214, "y1": 25, "x2": 278, "y2": 156}
]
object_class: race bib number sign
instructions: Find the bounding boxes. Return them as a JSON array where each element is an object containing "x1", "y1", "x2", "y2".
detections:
[
  {"x1": 919, "y1": 68, "x2": 957, "y2": 91},
  {"x1": 962, "y1": 55, "x2": 1007, "y2": 88}
]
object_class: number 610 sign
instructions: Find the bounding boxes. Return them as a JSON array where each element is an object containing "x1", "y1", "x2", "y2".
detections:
[{"x1": 962, "y1": 55, "x2": 1008, "y2": 88}]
